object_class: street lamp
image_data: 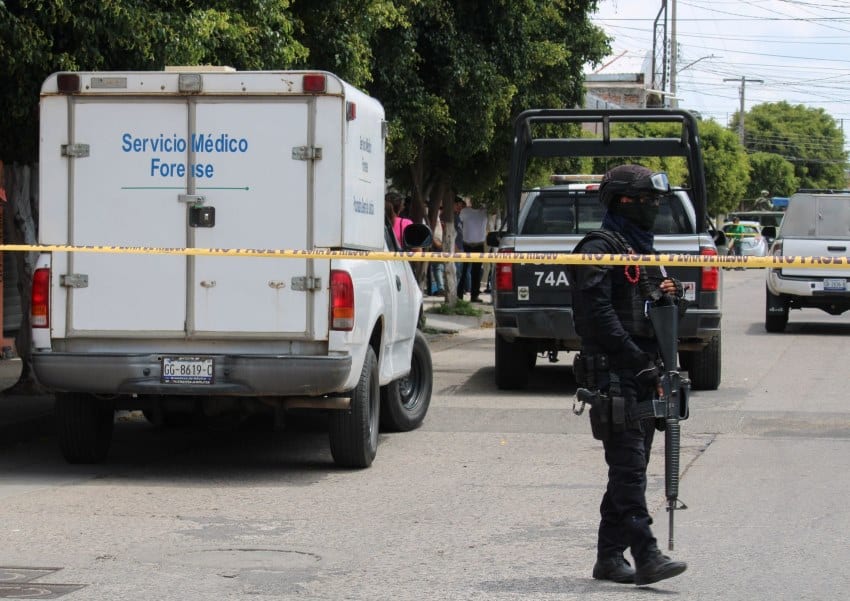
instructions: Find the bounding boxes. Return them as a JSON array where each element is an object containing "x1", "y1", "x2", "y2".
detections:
[
  {"x1": 670, "y1": 54, "x2": 721, "y2": 108},
  {"x1": 678, "y1": 54, "x2": 721, "y2": 74}
]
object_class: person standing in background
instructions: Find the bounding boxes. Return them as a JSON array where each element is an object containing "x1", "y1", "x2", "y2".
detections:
[
  {"x1": 459, "y1": 198, "x2": 488, "y2": 302},
  {"x1": 454, "y1": 197, "x2": 470, "y2": 298},
  {"x1": 386, "y1": 191, "x2": 412, "y2": 245},
  {"x1": 428, "y1": 203, "x2": 446, "y2": 295}
]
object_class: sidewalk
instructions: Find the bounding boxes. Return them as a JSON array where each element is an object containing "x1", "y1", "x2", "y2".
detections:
[{"x1": 421, "y1": 292, "x2": 494, "y2": 334}]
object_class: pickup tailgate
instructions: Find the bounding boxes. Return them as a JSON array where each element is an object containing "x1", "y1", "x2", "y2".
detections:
[
  {"x1": 779, "y1": 238, "x2": 850, "y2": 280},
  {"x1": 64, "y1": 97, "x2": 319, "y2": 338}
]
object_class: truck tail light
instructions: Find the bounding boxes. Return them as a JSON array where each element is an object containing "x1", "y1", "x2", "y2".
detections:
[
  {"x1": 495, "y1": 249, "x2": 514, "y2": 291},
  {"x1": 32, "y1": 267, "x2": 50, "y2": 328},
  {"x1": 330, "y1": 270, "x2": 354, "y2": 331},
  {"x1": 700, "y1": 246, "x2": 719, "y2": 291},
  {"x1": 57, "y1": 73, "x2": 81, "y2": 93},
  {"x1": 303, "y1": 74, "x2": 327, "y2": 93}
]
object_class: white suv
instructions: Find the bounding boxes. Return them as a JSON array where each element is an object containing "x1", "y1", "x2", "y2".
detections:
[{"x1": 765, "y1": 191, "x2": 850, "y2": 332}]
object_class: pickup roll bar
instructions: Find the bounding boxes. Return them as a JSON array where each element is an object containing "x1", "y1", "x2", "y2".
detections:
[{"x1": 506, "y1": 108, "x2": 708, "y2": 234}]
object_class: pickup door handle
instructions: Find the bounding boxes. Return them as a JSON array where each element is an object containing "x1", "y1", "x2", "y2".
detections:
[
  {"x1": 395, "y1": 275, "x2": 402, "y2": 291},
  {"x1": 828, "y1": 245, "x2": 846, "y2": 251}
]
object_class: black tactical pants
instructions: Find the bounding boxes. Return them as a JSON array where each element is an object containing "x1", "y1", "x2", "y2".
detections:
[{"x1": 597, "y1": 373, "x2": 659, "y2": 563}]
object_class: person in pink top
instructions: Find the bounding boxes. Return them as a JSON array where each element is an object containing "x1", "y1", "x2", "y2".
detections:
[{"x1": 386, "y1": 191, "x2": 412, "y2": 244}]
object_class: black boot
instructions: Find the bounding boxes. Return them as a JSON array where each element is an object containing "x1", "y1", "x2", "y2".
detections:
[
  {"x1": 592, "y1": 555, "x2": 635, "y2": 584},
  {"x1": 634, "y1": 550, "x2": 687, "y2": 586}
]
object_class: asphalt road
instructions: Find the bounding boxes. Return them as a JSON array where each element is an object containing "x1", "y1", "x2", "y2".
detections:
[{"x1": 0, "y1": 269, "x2": 848, "y2": 600}]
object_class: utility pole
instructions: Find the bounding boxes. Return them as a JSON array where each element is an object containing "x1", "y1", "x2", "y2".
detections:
[
  {"x1": 669, "y1": 0, "x2": 677, "y2": 108},
  {"x1": 724, "y1": 76, "x2": 763, "y2": 146}
]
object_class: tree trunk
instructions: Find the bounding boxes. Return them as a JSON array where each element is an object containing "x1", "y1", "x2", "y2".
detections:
[{"x1": 5, "y1": 162, "x2": 40, "y2": 389}]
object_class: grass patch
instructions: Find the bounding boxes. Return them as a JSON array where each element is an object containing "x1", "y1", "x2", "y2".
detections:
[{"x1": 426, "y1": 299, "x2": 484, "y2": 317}]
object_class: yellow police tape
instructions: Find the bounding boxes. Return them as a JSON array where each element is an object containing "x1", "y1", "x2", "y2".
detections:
[{"x1": 2, "y1": 243, "x2": 850, "y2": 269}]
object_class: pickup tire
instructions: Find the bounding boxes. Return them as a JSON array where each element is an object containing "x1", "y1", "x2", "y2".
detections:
[
  {"x1": 495, "y1": 333, "x2": 534, "y2": 390},
  {"x1": 329, "y1": 346, "x2": 380, "y2": 468},
  {"x1": 765, "y1": 286, "x2": 789, "y2": 333},
  {"x1": 56, "y1": 393, "x2": 115, "y2": 464},
  {"x1": 380, "y1": 331, "x2": 433, "y2": 432},
  {"x1": 684, "y1": 334, "x2": 721, "y2": 391}
]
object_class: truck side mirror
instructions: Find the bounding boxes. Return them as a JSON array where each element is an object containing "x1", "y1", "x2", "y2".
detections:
[
  {"x1": 486, "y1": 231, "x2": 502, "y2": 248},
  {"x1": 761, "y1": 225, "x2": 776, "y2": 240}
]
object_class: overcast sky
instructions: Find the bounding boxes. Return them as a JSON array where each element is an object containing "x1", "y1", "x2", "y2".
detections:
[{"x1": 589, "y1": 0, "x2": 850, "y2": 140}]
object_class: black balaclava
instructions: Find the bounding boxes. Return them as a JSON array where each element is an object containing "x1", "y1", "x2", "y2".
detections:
[{"x1": 616, "y1": 198, "x2": 659, "y2": 231}]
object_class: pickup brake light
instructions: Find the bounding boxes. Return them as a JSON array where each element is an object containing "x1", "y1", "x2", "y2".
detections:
[
  {"x1": 495, "y1": 249, "x2": 514, "y2": 291},
  {"x1": 32, "y1": 267, "x2": 50, "y2": 328},
  {"x1": 700, "y1": 246, "x2": 719, "y2": 291},
  {"x1": 330, "y1": 270, "x2": 354, "y2": 331}
]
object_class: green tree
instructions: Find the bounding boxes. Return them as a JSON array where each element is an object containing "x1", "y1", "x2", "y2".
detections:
[
  {"x1": 0, "y1": 0, "x2": 307, "y2": 162},
  {"x1": 369, "y1": 1, "x2": 608, "y2": 214},
  {"x1": 288, "y1": 1, "x2": 412, "y2": 88},
  {"x1": 366, "y1": 0, "x2": 609, "y2": 301},
  {"x1": 734, "y1": 101, "x2": 847, "y2": 191},
  {"x1": 745, "y1": 151, "x2": 798, "y2": 203},
  {"x1": 699, "y1": 118, "x2": 750, "y2": 216},
  {"x1": 596, "y1": 119, "x2": 749, "y2": 219}
]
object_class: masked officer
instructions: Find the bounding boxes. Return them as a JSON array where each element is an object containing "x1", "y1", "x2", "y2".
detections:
[{"x1": 568, "y1": 165, "x2": 687, "y2": 586}]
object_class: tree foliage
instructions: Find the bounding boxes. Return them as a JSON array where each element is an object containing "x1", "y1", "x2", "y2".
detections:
[
  {"x1": 0, "y1": 0, "x2": 307, "y2": 161},
  {"x1": 699, "y1": 118, "x2": 750, "y2": 216},
  {"x1": 734, "y1": 101, "x2": 847, "y2": 191},
  {"x1": 745, "y1": 151, "x2": 798, "y2": 201},
  {"x1": 367, "y1": 0, "x2": 610, "y2": 223},
  {"x1": 595, "y1": 119, "x2": 749, "y2": 218}
]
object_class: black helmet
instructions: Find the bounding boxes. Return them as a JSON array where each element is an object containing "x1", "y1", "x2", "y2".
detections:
[{"x1": 598, "y1": 164, "x2": 670, "y2": 209}]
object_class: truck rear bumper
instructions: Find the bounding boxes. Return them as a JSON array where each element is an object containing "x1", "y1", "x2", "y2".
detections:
[
  {"x1": 32, "y1": 352, "x2": 353, "y2": 396},
  {"x1": 494, "y1": 307, "x2": 721, "y2": 349},
  {"x1": 494, "y1": 307, "x2": 579, "y2": 346}
]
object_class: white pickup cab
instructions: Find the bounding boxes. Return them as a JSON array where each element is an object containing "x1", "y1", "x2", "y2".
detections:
[{"x1": 32, "y1": 69, "x2": 432, "y2": 467}]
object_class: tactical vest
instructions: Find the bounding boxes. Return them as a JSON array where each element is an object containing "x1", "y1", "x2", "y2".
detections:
[{"x1": 572, "y1": 230, "x2": 662, "y2": 340}]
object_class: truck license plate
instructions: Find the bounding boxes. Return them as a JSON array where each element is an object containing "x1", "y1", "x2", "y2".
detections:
[
  {"x1": 161, "y1": 357, "x2": 214, "y2": 384},
  {"x1": 824, "y1": 278, "x2": 846, "y2": 291}
]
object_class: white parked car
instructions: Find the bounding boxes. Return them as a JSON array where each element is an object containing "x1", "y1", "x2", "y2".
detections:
[{"x1": 722, "y1": 220, "x2": 769, "y2": 258}]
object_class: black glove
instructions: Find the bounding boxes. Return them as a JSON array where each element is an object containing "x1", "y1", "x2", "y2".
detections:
[{"x1": 635, "y1": 360, "x2": 661, "y2": 390}]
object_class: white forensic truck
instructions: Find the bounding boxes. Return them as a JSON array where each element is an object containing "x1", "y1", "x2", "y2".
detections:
[{"x1": 32, "y1": 69, "x2": 433, "y2": 468}]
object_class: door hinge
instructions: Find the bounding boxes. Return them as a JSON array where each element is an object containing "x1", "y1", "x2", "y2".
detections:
[
  {"x1": 291, "y1": 276, "x2": 322, "y2": 291},
  {"x1": 61, "y1": 274, "x2": 89, "y2": 288},
  {"x1": 61, "y1": 143, "x2": 90, "y2": 158},
  {"x1": 292, "y1": 146, "x2": 323, "y2": 161}
]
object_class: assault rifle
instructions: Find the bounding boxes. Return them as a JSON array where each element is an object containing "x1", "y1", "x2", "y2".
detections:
[
  {"x1": 572, "y1": 293, "x2": 690, "y2": 551},
  {"x1": 647, "y1": 295, "x2": 690, "y2": 551}
]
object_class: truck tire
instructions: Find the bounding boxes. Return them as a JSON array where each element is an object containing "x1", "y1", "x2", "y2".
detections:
[
  {"x1": 329, "y1": 346, "x2": 380, "y2": 468},
  {"x1": 686, "y1": 334, "x2": 721, "y2": 391},
  {"x1": 495, "y1": 333, "x2": 533, "y2": 390},
  {"x1": 380, "y1": 331, "x2": 433, "y2": 432},
  {"x1": 56, "y1": 393, "x2": 115, "y2": 464},
  {"x1": 765, "y1": 287, "x2": 789, "y2": 333}
]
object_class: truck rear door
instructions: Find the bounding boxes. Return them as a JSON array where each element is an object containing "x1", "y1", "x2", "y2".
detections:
[
  {"x1": 779, "y1": 194, "x2": 850, "y2": 280},
  {"x1": 68, "y1": 96, "x2": 316, "y2": 338}
]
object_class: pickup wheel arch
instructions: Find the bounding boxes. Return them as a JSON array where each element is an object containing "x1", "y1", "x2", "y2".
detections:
[{"x1": 380, "y1": 330, "x2": 432, "y2": 431}]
